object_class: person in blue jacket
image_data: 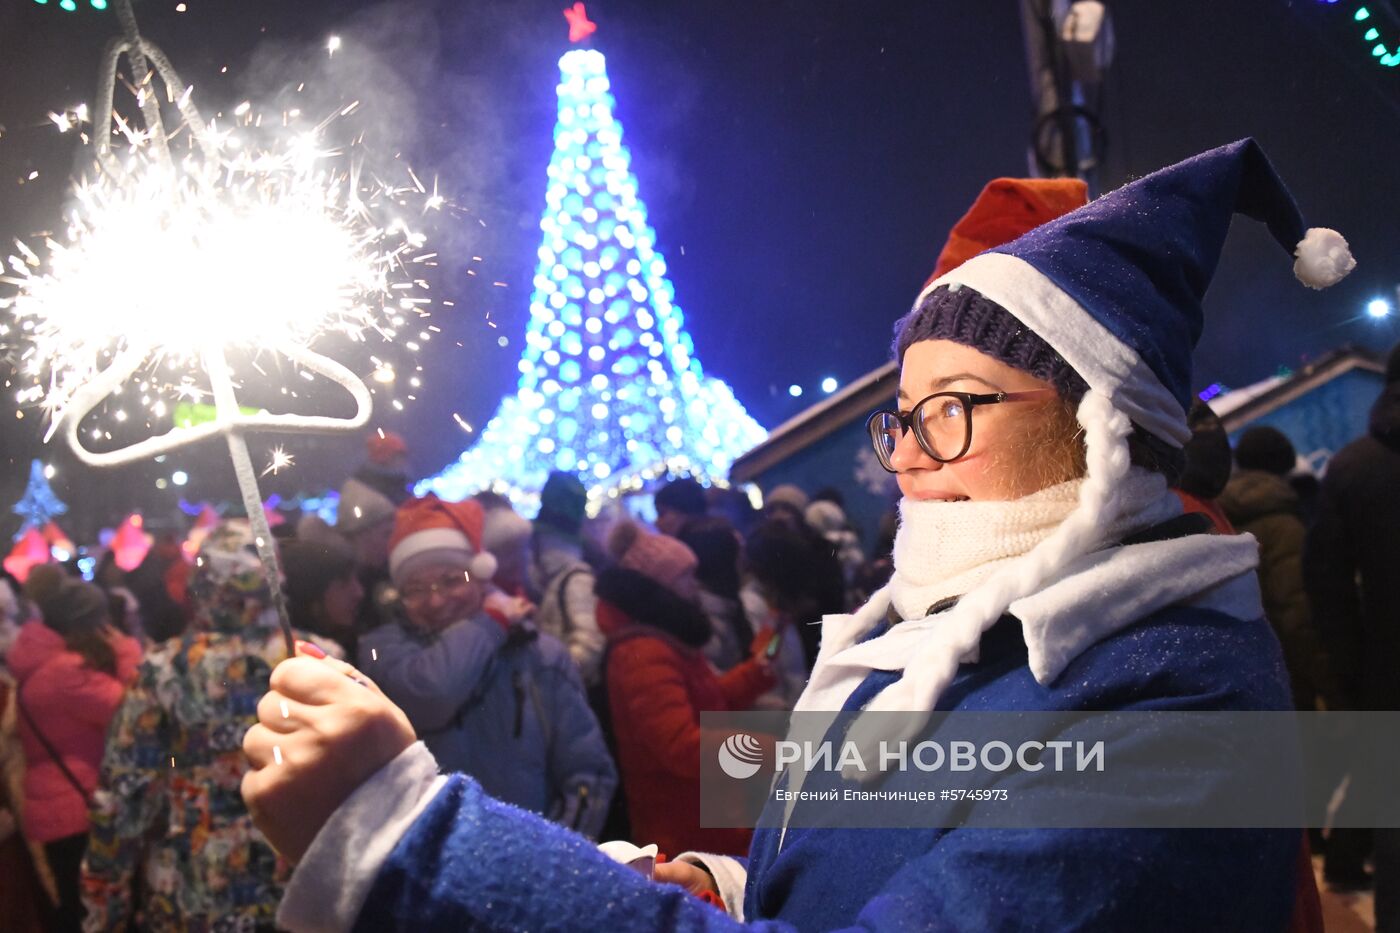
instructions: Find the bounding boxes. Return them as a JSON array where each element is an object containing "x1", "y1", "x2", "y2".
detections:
[
  {"x1": 242, "y1": 140, "x2": 1354, "y2": 931},
  {"x1": 357, "y1": 494, "x2": 616, "y2": 840}
]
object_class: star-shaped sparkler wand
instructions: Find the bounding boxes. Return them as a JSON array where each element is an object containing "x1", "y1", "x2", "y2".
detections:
[{"x1": 3, "y1": 0, "x2": 437, "y2": 653}]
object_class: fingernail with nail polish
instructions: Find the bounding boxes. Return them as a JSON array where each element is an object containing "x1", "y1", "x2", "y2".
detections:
[{"x1": 296, "y1": 640, "x2": 327, "y2": 659}]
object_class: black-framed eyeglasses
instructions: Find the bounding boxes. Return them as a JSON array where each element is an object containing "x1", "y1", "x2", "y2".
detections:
[{"x1": 865, "y1": 389, "x2": 1058, "y2": 473}]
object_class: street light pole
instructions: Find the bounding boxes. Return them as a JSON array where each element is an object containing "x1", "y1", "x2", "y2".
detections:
[{"x1": 1020, "y1": 0, "x2": 1113, "y2": 195}]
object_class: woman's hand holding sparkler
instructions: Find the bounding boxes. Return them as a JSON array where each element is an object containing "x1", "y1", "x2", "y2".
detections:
[{"x1": 242, "y1": 643, "x2": 416, "y2": 863}]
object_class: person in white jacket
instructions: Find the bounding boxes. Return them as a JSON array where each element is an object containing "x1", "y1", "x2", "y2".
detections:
[{"x1": 528, "y1": 472, "x2": 606, "y2": 687}]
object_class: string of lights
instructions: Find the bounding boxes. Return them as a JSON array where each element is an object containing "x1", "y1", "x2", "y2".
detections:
[
  {"x1": 1317, "y1": 0, "x2": 1400, "y2": 68},
  {"x1": 30, "y1": 0, "x2": 108, "y2": 12},
  {"x1": 1352, "y1": 5, "x2": 1400, "y2": 66}
]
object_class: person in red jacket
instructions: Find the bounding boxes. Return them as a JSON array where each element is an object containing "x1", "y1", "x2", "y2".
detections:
[
  {"x1": 594, "y1": 520, "x2": 775, "y2": 859},
  {"x1": 7, "y1": 579, "x2": 140, "y2": 933}
]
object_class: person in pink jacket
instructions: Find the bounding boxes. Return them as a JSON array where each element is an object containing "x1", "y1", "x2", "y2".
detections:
[{"x1": 8, "y1": 579, "x2": 140, "y2": 933}]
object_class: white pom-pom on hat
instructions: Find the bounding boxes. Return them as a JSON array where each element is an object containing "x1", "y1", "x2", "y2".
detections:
[
  {"x1": 468, "y1": 551, "x2": 497, "y2": 583},
  {"x1": 1294, "y1": 227, "x2": 1355, "y2": 290}
]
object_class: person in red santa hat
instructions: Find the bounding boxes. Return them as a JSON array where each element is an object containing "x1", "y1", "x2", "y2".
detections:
[
  {"x1": 354, "y1": 495, "x2": 616, "y2": 839},
  {"x1": 353, "y1": 430, "x2": 413, "y2": 507}
]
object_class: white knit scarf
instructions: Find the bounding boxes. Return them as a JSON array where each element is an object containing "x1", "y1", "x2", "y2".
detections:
[
  {"x1": 818, "y1": 391, "x2": 1209, "y2": 780},
  {"x1": 888, "y1": 471, "x2": 1179, "y2": 623}
]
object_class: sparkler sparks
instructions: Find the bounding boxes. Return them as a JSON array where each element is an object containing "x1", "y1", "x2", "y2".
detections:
[
  {"x1": 47, "y1": 104, "x2": 89, "y2": 134},
  {"x1": 4, "y1": 111, "x2": 437, "y2": 451},
  {"x1": 1, "y1": 16, "x2": 440, "y2": 447},
  {"x1": 0, "y1": 0, "x2": 452, "y2": 654},
  {"x1": 261, "y1": 446, "x2": 295, "y2": 477}
]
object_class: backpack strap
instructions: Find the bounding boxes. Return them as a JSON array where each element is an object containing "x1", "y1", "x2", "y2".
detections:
[
  {"x1": 546, "y1": 567, "x2": 589, "y2": 633},
  {"x1": 15, "y1": 687, "x2": 91, "y2": 805}
]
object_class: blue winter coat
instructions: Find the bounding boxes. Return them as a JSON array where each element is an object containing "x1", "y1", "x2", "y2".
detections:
[
  {"x1": 358, "y1": 613, "x2": 616, "y2": 837},
  {"x1": 349, "y1": 602, "x2": 1297, "y2": 932}
]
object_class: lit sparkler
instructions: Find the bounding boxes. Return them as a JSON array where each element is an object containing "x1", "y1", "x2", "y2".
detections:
[
  {"x1": 0, "y1": 0, "x2": 440, "y2": 652},
  {"x1": 261, "y1": 447, "x2": 295, "y2": 477}
]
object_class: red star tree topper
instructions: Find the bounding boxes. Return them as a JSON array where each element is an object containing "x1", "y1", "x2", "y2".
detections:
[{"x1": 563, "y1": 2, "x2": 597, "y2": 43}]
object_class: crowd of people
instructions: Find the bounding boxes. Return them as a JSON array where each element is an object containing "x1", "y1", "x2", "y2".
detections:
[
  {"x1": 0, "y1": 428, "x2": 880, "y2": 930},
  {"x1": 0, "y1": 141, "x2": 1395, "y2": 931}
]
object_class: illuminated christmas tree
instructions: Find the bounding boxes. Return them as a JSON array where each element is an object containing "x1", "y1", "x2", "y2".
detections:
[
  {"x1": 11, "y1": 459, "x2": 68, "y2": 540},
  {"x1": 420, "y1": 4, "x2": 766, "y2": 512}
]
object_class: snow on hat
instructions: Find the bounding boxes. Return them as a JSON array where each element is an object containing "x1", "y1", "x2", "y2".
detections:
[
  {"x1": 185, "y1": 520, "x2": 282, "y2": 634},
  {"x1": 196, "y1": 520, "x2": 264, "y2": 581},
  {"x1": 843, "y1": 139, "x2": 1354, "y2": 766},
  {"x1": 607, "y1": 520, "x2": 697, "y2": 590},
  {"x1": 388, "y1": 495, "x2": 498, "y2": 585},
  {"x1": 337, "y1": 478, "x2": 396, "y2": 536},
  {"x1": 925, "y1": 177, "x2": 1089, "y2": 287}
]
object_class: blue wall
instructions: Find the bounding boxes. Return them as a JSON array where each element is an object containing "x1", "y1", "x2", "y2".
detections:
[{"x1": 1227, "y1": 369, "x2": 1384, "y2": 473}]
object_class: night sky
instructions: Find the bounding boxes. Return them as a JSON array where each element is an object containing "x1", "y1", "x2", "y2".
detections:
[{"x1": 2, "y1": 0, "x2": 1398, "y2": 536}]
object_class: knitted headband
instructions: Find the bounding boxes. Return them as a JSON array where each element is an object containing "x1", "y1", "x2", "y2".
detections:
[{"x1": 892, "y1": 284, "x2": 1088, "y2": 402}]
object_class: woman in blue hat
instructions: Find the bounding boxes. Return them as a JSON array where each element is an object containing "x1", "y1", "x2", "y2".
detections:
[{"x1": 242, "y1": 141, "x2": 1353, "y2": 931}]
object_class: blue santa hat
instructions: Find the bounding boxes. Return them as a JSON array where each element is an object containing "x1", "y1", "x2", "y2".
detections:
[
  {"x1": 931, "y1": 137, "x2": 1353, "y2": 446},
  {"x1": 843, "y1": 139, "x2": 1354, "y2": 754}
]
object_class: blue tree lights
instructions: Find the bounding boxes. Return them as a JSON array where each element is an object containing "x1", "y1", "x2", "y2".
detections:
[
  {"x1": 1312, "y1": 1, "x2": 1400, "y2": 67},
  {"x1": 32, "y1": 0, "x2": 109, "y2": 11},
  {"x1": 1352, "y1": 5, "x2": 1400, "y2": 66},
  {"x1": 12, "y1": 459, "x2": 68, "y2": 539},
  {"x1": 420, "y1": 45, "x2": 766, "y2": 512}
]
